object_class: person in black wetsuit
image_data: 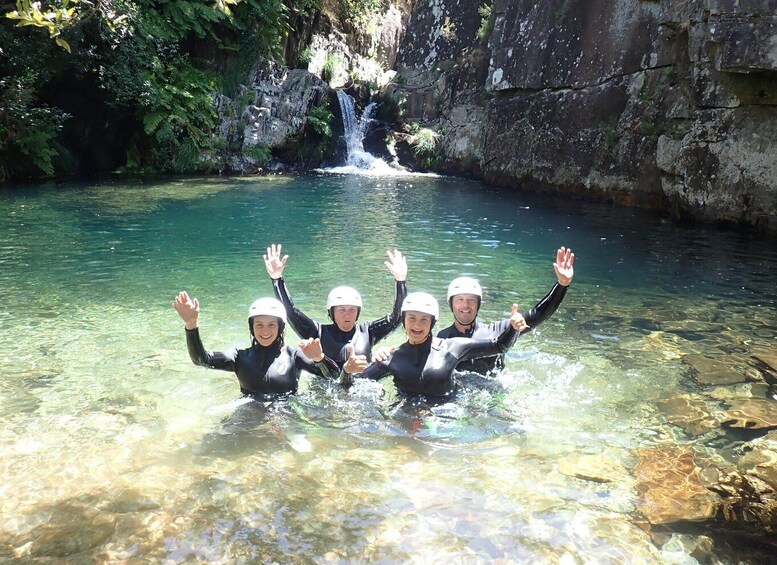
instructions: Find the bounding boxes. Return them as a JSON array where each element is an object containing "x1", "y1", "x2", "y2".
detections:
[
  {"x1": 263, "y1": 243, "x2": 407, "y2": 376},
  {"x1": 348, "y1": 292, "x2": 529, "y2": 397},
  {"x1": 173, "y1": 291, "x2": 338, "y2": 398},
  {"x1": 436, "y1": 246, "x2": 575, "y2": 374}
]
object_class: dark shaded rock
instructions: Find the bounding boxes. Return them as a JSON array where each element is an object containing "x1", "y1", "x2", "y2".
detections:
[
  {"x1": 389, "y1": 0, "x2": 777, "y2": 232},
  {"x1": 487, "y1": 0, "x2": 663, "y2": 91},
  {"x1": 710, "y1": 470, "x2": 777, "y2": 548},
  {"x1": 397, "y1": 0, "x2": 485, "y2": 70}
]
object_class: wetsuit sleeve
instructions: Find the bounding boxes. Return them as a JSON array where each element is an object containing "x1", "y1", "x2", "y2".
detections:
[
  {"x1": 455, "y1": 325, "x2": 519, "y2": 363},
  {"x1": 521, "y1": 282, "x2": 568, "y2": 335},
  {"x1": 272, "y1": 277, "x2": 322, "y2": 339},
  {"x1": 366, "y1": 281, "x2": 407, "y2": 345},
  {"x1": 359, "y1": 361, "x2": 391, "y2": 381},
  {"x1": 293, "y1": 349, "x2": 339, "y2": 379},
  {"x1": 185, "y1": 328, "x2": 237, "y2": 371}
]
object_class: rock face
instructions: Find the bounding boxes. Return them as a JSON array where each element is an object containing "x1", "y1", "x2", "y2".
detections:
[
  {"x1": 213, "y1": 63, "x2": 336, "y2": 172},
  {"x1": 389, "y1": 0, "x2": 777, "y2": 232}
]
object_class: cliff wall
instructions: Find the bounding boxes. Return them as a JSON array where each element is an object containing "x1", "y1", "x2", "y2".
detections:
[{"x1": 391, "y1": 0, "x2": 777, "y2": 231}]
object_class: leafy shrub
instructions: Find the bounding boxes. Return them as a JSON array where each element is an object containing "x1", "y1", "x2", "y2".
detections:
[
  {"x1": 306, "y1": 103, "x2": 333, "y2": 139},
  {"x1": 412, "y1": 127, "x2": 443, "y2": 170},
  {"x1": 243, "y1": 143, "x2": 271, "y2": 166},
  {"x1": 0, "y1": 75, "x2": 69, "y2": 181},
  {"x1": 477, "y1": 3, "x2": 495, "y2": 44},
  {"x1": 321, "y1": 51, "x2": 344, "y2": 84}
]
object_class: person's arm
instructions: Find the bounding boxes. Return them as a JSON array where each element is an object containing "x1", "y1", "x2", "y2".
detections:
[
  {"x1": 522, "y1": 283, "x2": 567, "y2": 333},
  {"x1": 173, "y1": 290, "x2": 238, "y2": 371},
  {"x1": 360, "y1": 361, "x2": 392, "y2": 381},
  {"x1": 185, "y1": 328, "x2": 237, "y2": 371},
  {"x1": 341, "y1": 358, "x2": 391, "y2": 387},
  {"x1": 518, "y1": 246, "x2": 574, "y2": 334},
  {"x1": 271, "y1": 278, "x2": 321, "y2": 338},
  {"x1": 264, "y1": 243, "x2": 321, "y2": 339},
  {"x1": 455, "y1": 305, "x2": 524, "y2": 362},
  {"x1": 295, "y1": 339, "x2": 339, "y2": 379},
  {"x1": 367, "y1": 280, "x2": 407, "y2": 343},
  {"x1": 368, "y1": 249, "x2": 409, "y2": 344}
]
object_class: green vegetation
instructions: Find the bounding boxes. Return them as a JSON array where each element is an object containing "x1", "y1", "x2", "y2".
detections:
[
  {"x1": 598, "y1": 118, "x2": 622, "y2": 152},
  {"x1": 339, "y1": 0, "x2": 385, "y2": 30},
  {"x1": 243, "y1": 142, "x2": 272, "y2": 166},
  {"x1": 0, "y1": 73, "x2": 70, "y2": 182},
  {"x1": 321, "y1": 51, "x2": 344, "y2": 85},
  {"x1": 412, "y1": 126, "x2": 443, "y2": 170},
  {"x1": 306, "y1": 103, "x2": 334, "y2": 139},
  {"x1": 0, "y1": 0, "x2": 313, "y2": 181},
  {"x1": 477, "y1": 3, "x2": 495, "y2": 44}
]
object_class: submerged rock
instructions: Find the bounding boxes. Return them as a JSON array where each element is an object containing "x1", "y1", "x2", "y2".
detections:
[
  {"x1": 719, "y1": 399, "x2": 777, "y2": 432},
  {"x1": 682, "y1": 354, "x2": 748, "y2": 386},
  {"x1": 710, "y1": 470, "x2": 777, "y2": 548},
  {"x1": 13, "y1": 506, "x2": 116, "y2": 558},
  {"x1": 556, "y1": 453, "x2": 628, "y2": 483},
  {"x1": 633, "y1": 445, "x2": 720, "y2": 525},
  {"x1": 658, "y1": 394, "x2": 719, "y2": 437}
]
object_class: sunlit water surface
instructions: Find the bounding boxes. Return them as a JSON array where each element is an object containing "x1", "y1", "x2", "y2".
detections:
[{"x1": 0, "y1": 175, "x2": 775, "y2": 562}]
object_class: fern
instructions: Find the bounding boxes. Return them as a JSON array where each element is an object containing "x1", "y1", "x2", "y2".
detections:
[
  {"x1": 306, "y1": 104, "x2": 333, "y2": 139},
  {"x1": 143, "y1": 112, "x2": 166, "y2": 135}
]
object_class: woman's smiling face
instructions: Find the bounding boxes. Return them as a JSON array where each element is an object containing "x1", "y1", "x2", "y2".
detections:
[
  {"x1": 252, "y1": 315, "x2": 279, "y2": 346},
  {"x1": 404, "y1": 311, "x2": 433, "y2": 344}
]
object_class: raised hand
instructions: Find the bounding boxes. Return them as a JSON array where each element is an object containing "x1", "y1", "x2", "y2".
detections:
[
  {"x1": 173, "y1": 291, "x2": 200, "y2": 330},
  {"x1": 299, "y1": 338, "x2": 325, "y2": 362},
  {"x1": 508, "y1": 303, "x2": 529, "y2": 332},
  {"x1": 384, "y1": 248, "x2": 407, "y2": 282},
  {"x1": 553, "y1": 246, "x2": 575, "y2": 287},
  {"x1": 372, "y1": 345, "x2": 396, "y2": 364},
  {"x1": 343, "y1": 344, "x2": 368, "y2": 375},
  {"x1": 264, "y1": 243, "x2": 288, "y2": 280}
]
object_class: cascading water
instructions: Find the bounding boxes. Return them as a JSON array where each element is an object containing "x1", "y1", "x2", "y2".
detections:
[{"x1": 333, "y1": 90, "x2": 392, "y2": 172}]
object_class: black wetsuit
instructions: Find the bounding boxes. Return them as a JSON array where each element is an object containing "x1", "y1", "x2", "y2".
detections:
[
  {"x1": 355, "y1": 325, "x2": 519, "y2": 397},
  {"x1": 436, "y1": 282, "x2": 568, "y2": 374},
  {"x1": 272, "y1": 277, "x2": 407, "y2": 368},
  {"x1": 185, "y1": 328, "x2": 337, "y2": 397}
]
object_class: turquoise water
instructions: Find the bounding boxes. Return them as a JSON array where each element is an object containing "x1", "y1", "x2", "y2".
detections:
[{"x1": 0, "y1": 174, "x2": 775, "y2": 562}]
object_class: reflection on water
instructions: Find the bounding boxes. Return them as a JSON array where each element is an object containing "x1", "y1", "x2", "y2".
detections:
[{"x1": 0, "y1": 175, "x2": 776, "y2": 562}]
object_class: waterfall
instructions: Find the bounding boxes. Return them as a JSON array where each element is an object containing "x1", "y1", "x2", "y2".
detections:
[
  {"x1": 322, "y1": 90, "x2": 428, "y2": 176},
  {"x1": 335, "y1": 90, "x2": 385, "y2": 170}
]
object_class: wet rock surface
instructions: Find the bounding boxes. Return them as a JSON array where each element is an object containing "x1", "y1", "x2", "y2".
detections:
[
  {"x1": 389, "y1": 0, "x2": 777, "y2": 231},
  {"x1": 633, "y1": 445, "x2": 720, "y2": 525}
]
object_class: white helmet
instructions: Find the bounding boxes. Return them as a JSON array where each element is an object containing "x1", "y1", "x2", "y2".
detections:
[
  {"x1": 248, "y1": 297, "x2": 287, "y2": 323},
  {"x1": 326, "y1": 286, "x2": 363, "y2": 309},
  {"x1": 446, "y1": 277, "x2": 483, "y2": 302},
  {"x1": 401, "y1": 292, "x2": 439, "y2": 319}
]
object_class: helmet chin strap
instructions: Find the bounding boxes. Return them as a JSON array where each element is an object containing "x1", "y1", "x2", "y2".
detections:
[{"x1": 453, "y1": 312, "x2": 477, "y2": 330}]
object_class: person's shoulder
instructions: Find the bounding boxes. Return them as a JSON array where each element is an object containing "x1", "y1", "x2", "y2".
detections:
[
  {"x1": 436, "y1": 324, "x2": 457, "y2": 338},
  {"x1": 433, "y1": 336, "x2": 462, "y2": 350}
]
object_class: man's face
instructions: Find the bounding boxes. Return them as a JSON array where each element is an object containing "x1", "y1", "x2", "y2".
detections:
[
  {"x1": 451, "y1": 294, "x2": 479, "y2": 326},
  {"x1": 332, "y1": 305, "x2": 359, "y2": 332}
]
